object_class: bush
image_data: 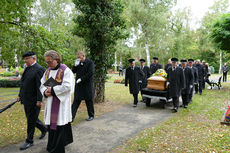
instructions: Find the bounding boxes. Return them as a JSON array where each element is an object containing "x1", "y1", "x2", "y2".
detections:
[{"x1": 0, "y1": 79, "x2": 20, "y2": 87}]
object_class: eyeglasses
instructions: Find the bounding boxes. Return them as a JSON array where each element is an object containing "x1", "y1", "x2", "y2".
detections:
[{"x1": 46, "y1": 60, "x2": 54, "y2": 64}]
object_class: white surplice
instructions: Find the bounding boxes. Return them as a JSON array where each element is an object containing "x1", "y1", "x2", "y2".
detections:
[{"x1": 40, "y1": 66, "x2": 74, "y2": 126}]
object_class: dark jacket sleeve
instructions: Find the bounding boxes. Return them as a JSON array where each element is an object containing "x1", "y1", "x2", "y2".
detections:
[
  {"x1": 189, "y1": 68, "x2": 194, "y2": 86},
  {"x1": 180, "y1": 68, "x2": 185, "y2": 89},
  {"x1": 36, "y1": 68, "x2": 45, "y2": 102},
  {"x1": 81, "y1": 60, "x2": 94, "y2": 83},
  {"x1": 72, "y1": 65, "x2": 79, "y2": 73}
]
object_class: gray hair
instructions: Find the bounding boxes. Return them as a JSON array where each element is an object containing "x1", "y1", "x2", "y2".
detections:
[{"x1": 44, "y1": 50, "x2": 62, "y2": 63}]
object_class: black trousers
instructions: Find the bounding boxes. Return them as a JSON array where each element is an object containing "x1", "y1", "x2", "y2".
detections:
[
  {"x1": 188, "y1": 86, "x2": 194, "y2": 102},
  {"x1": 24, "y1": 105, "x2": 46, "y2": 143},
  {"x1": 223, "y1": 73, "x2": 228, "y2": 82},
  {"x1": 172, "y1": 97, "x2": 179, "y2": 108},
  {"x1": 72, "y1": 99, "x2": 95, "y2": 121},
  {"x1": 195, "y1": 81, "x2": 203, "y2": 94},
  {"x1": 119, "y1": 70, "x2": 123, "y2": 76},
  {"x1": 133, "y1": 94, "x2": 138, "y2": 105},
  {"x1": 181, "y1": 92, "x2": 189, "y2": 106}
]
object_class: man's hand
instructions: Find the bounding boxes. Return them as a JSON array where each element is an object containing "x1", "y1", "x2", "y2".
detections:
[
  {"x1": 139, "y1": 80, "x2": 142, "y2": 84},
  {"x1": 17, "y1": 96, "x2": 20, "y2": 102},
  {"x1": 74, "y1": 59, "x2": 80, "y2": 66},
  {"x1": 166, "y1": 82, "x2": 170, "y2": 87},
  {"x1": 76, "y1": 78, "x2": 81, "y2": 84},
  {"x1": 36, "y1": 101, "x2": 42, "y2": 107},
  {"x1": 45, "y1": 86, "x2": 52, "y2": 97},
  {"x1": 190, "y1": 85, "x2": 193, "y2": 88}
]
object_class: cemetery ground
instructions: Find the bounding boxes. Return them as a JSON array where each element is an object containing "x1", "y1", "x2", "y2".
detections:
[{"x1": 0, "y1": 74, "x2": 229, "y2": 152}]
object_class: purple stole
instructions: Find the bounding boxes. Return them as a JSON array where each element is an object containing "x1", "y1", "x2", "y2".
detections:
[{"x1": 45, "y1": 64, "x2": 67, "y2": 130}]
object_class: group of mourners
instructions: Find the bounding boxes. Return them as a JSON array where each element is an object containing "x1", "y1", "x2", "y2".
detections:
[
  {"x1": 125, "y1": 57, "x2": 216, "y2": 112},
  {"x1": 18, "y1": 50, "x2": 95, "y2": 153}
]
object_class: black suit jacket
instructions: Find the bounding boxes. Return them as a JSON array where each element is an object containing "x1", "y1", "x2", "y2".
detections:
[
  {"x1": 125, "y1": 66, "x2": 144, "y2": 94},
  {"x1": 19, "y1": 63, "x2": 45, "y2": 106},
  {"x1": 150, "y1": 63, "x2": 162, "y2": 74},
  {"x1": 72, "y1": 58, "x2": 95, "y2": 100},
  {"x1": 167, "y1": 66, "x2": 185, "y2": 97},
  {"x1": 140, "y1": 66, "x2": 151, "y2": 88},
  {"x1": 182, "y1": 66, "x2": 194, "y2": 94}
]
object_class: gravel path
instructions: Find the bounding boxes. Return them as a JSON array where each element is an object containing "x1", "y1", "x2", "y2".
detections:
[{"x1": 0, "y1": 99, "x2": 173, "y2": 153}]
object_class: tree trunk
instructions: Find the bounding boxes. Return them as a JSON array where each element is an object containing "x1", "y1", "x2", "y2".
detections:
[
  {"x1": 219, "y1": 50, "x2": 222, "y2": 74},
  {"x1": 145, "y1": 39, "x2": 151, "y2": 67},
  {"x1": 94, "y1": 77, "x2": 105, "y2": 103}
]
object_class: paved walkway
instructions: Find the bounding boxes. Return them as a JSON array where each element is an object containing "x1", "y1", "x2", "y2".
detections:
[{"x1": 0, "y1": 99, "x2": 173, "y2": 153}]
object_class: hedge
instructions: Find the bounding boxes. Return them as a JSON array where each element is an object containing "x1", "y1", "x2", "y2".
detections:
[{"x1": 0, "y1": 79, "x2": 20, "y2": 87}]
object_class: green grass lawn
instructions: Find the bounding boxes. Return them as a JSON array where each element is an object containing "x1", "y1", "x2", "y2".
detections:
[
  {"x1": 0, "y1": 74, "x2": 133, "y2": 148},
  {"x1": 112, "y1": 83, "x2": 230, "y2": 153}
]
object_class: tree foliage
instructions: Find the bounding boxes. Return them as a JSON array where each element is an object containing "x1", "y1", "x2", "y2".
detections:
[
  {"x1": 73, "y1": 0, "x2": 127, "y2": 103},
  {"x1": 210, "y1": 13, "x2": 230, "y2": 52}
]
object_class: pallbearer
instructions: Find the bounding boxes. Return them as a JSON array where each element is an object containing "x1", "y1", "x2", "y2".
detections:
[
  {"x1": 167, "y1": 58, "x2": 185, "y2": 112},
  {"x1": 40, "y1": 50, "x2": 74, "y2": 153},
  {"x1": 180, "y1": 59, "x2": 194, "y2": 108},
  {"x1": 150, "y1": 57, "x2": 162, "y2": 74},
  {"x1": 139, "y1": 59, "x2": 151, "y2": 102},
  {"x1": 125, "y1": 59, "x2": 144, "y2": 107},
  {"x1": 187, "y1": 59, "x2": 198, "y2": 103}
]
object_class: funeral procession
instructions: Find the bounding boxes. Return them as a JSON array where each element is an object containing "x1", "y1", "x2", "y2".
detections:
[{"x1": 1, "y1": 0, "x2": 230, "y2": 153}]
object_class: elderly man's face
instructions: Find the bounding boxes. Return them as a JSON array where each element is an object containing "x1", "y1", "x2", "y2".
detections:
[
  {"x1": 172, "y1": 62, "x2": 177, "y2": 67},
  {"x1": 24, "y1": 56, "x2": 35, "y2": 67},
  {"x1": 77, "y1": 53, "x2": 85, "y2": 62},
  {"x1": 153, "y1": 59, "x2": 158, "y2": 64},
  {"x1": 45, "y1": 56, "x2": 58, "y2": 69}
]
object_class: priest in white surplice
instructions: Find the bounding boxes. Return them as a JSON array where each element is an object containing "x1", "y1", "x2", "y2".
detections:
[{"x1": 40, "y1": 50, "x2": 74, "y2": 153}]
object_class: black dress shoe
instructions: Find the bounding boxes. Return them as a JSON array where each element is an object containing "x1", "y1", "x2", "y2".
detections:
[
  {"x1": 86, "y1": 117, "x2": 94, "y2": 121},
  {"x1": 39, "y1": 130, "x2": 47, "y2": 139},
  {"x1": 171, "y1": 107, "x2": 178, "y2": 113},
  {"x1": 19, "y1": 142, "x2": 33, "y2": 150}
]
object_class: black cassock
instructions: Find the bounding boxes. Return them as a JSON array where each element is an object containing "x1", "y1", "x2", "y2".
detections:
[
  {"x1": 181, "y1": 67, "x2": 194, "y2": 106},
  {"x1": 125, "y1": 66, "x2": 144, "y2": 105},
  {"x1": 150, "y1": 63, "x2": 162, "y2": 74},
  {"x1": 164, "y1": 64, "x2": 172, "y2": 74},
  {"x1": 140, "y1": 66, "x2": 151, "y2": 89},
  {"x1": 19, "y1": 63, "x2": 47, "y2": 144},
  {"x1": 167, "y1": 66, "x2": 185, "y2": 108},
  {"x1": 72, "y1": 58, "x2": 95, "y2": 120}
]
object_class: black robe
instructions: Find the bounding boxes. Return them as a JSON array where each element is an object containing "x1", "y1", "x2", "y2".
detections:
[
  {"x1": 140, "y1": 65, "x2": 151, "y2": 88},
  {"x1": 150, "y1": 63, "x2": 162, "y2": 74},
  {"x1": 167, "y1": 66, "x2": 185, "y2": 97},
  {"x1": 182, "y1": 66, "x2": 194, "y2": 94},
  {"x1": 72, "y1": 58, "x2": 95, "y2": 101},
  {"x1": 125, "y1": 66, "x2": 144, "y2": 94}
]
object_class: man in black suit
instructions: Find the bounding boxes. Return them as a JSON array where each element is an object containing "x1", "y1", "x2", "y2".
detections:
[
  {"x1": 195, "y1": 59, "x2": 205, "y2": 95},
  {"x1": 150, "y1": 57, "x2": 162, "y2": 74},
  {"x1": 72, "y1": 51, "x2": 95, "y2": 121},
  {"x1": 180, "y1": 59, "x2": 194, "y2": 108},
  {"x1": 125, "y1": 59, "x2": 144, "y2": 107},
  {"x1": 139, "y1": 59, "x2": 151, "y2": 102},
  {"x1": 187, "y1": 59, "x2": 198, "y2": 103},
  {"x1": 222, "y1": 63, "x2": 229, "y2": 82},
  {"x1": 18, "y1": 51, "x2": 47, "y2": 150},
  {"x1": 164, "y1": 59, "x2": 172, "y2": 74},
  {"x1": 167, "y1": 58, "x2": 185, "y2": 112}
]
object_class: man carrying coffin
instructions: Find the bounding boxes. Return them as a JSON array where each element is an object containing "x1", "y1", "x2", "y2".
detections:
[
  {"x1": 125, "y1": 59, "x2": 144, "y2": 107},
  {"x1": 40, "y1": 50, "x2": 74, "y2": 153},
  {"x1": 150, "y1": 57, "x2": 162, "y2": 74},
  {"x1": 18, "y1": 51, "x2": 47, "y2": 150},
  {"x1": 187, "y1": 59, "x2": 198, "y2": 103},
  {"x1": 180, "y1": 59, "x2": 194, "y2": 108},
  {"x1": 167, "y1": 58, "x2": 185, "y2": 112},
  {"x1": 139, "y1": 59, "x2": 151, "y2": 102}
]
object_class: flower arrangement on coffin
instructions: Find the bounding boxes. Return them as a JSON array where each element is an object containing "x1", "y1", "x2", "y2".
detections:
[{"x1": 152, "y1": 69, "x2": 167, "y2": 78}]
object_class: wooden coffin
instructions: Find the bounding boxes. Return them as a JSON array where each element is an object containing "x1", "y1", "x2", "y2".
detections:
[{"x1": 147, "y1": 76, "x2": 167, "y2": 91}]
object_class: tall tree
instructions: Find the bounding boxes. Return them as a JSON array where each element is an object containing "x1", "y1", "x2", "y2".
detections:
[{"x1": 73, "y1": 0, "x2": 127, "y2": 103}]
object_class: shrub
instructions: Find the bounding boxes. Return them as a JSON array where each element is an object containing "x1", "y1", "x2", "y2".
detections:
[
  {"x1": 2, "y1": 71, "x2": 16, "y2": 77},
  {"x1": 0, "y1": 78, "x2": 20, "y2": 87}
]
